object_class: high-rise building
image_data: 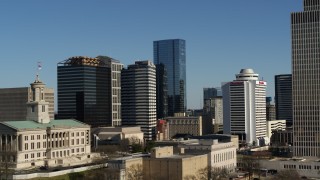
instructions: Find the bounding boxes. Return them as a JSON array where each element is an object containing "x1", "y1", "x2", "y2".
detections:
[
  {"x1": 57, "y1": 56, "x2": 123, "y2": 127},
  {"x1": 292, "y1": 0, "x2": 320, "y2": 157},
  {"x1": 274, "y1": 74, "x2": 292, "y2": 126},
  {"x1": 121, "y1": 61, "x2": 157, "y2": 141},
  {"x1": 222, "y1": 69, "x2": 267, "y2": 145},
  {"x1": 0, "y1": 86, "x2": 54, "y2": 121},
  {"x1": 204, "y1": 88, "x2": 218, "y2": 102},
  {"x1": 155, "y1": 64, "x2": 168, "y2": 119},
  {"x1": 154, "y1": 39, "x2": 186, "y2": 116}
]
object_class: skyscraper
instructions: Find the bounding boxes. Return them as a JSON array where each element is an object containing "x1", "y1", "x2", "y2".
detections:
[
  {"x1": 121, "y1": 61, "x2": 157, "y2": 141},
  {"x1": 222, "y1": 69, "x2": 267, "y2": 145},
  {"x1": 154, "y1": 39, "x2": 186, "y2": 116},
  {"x1": 292, "y1": 0, "x2": 320, "y2": 157},
  {"x1": 155, "y1": 64, "x2": 168, "y2": 119},
  {"x1": 274, "y1": 74, "x2": 292, "y2": 126},
  {"x1": 57, "y1": 56, "x2": 123, "y2": 127}
]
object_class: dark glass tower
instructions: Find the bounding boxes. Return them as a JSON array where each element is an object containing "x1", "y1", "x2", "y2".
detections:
[
  {"x1": 292, "y1": 0, "x2": 320, "y2": 157},
  {"x1": 153, "y1": 39, "x2": 186, "y2": 116},
  {"x1": 156, "y1": 64, "x2": 168, "y2": 119},
  {"x1": 274, "y1": 74, "x2": 292, "y2": 126},
  {"x1": 57, "y1": 56, "x2": 111, "y2": 127}
]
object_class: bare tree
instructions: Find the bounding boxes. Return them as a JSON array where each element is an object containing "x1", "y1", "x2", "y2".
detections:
[
  {"x1": 270, "y1": 169, "x2": 301, "y2": 180},
  {"x1": 126, "y1": 163, "x2": 143, "y2": 180},
  {"x1": 238, "y1": 155, "x2": 258, "y2": 180},
  {"x1": 197, "y1": 166, "x2": 230, "y2": 180},
  {"x1": 184, "y1": 174, "x2": 197, "y2": 180}
]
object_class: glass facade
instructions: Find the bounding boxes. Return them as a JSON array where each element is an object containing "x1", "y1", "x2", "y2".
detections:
[
  {"x1": 57, "y1": 57, "x2": 111, "y2": 127},
  {"x1": 292, "y1": 0, "x2": 320, "y2": 157},
  {"x1": 274, "y1": 74, "x2": 292, "y2": 126},
  {"x1": 153, "y1": 39, "x2": 186, "y2": 116}
]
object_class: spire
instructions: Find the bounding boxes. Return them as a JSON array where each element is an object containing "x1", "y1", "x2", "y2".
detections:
[{"x1": 26, "y1": 63, "x2": 50, "y2": 124}]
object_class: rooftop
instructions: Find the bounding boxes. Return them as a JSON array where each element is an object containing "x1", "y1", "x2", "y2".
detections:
[{"x1": 1, "y1": 119, "x2": 89, "y2": 131}]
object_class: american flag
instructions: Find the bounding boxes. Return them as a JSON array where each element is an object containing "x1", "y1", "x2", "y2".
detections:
[{"x1": 38, "y1": 62, "x2": 42, "y2": 70}]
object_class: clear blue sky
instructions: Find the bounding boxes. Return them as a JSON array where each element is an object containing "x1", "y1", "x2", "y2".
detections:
[{"x1": 0, "y1": 0, "x2": 301, "y2": 109}]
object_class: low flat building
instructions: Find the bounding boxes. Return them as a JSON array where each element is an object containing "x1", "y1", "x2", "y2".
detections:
[
  {"x1": 92, "y1": 126, "x2": 144, "y2": 145},
  {"x1": 143, "y1": 146, "x2": 208, "y2": 180},
  {"x1": 260, "y1": 157, "x2": 320, "y2": 179},
  {"x1": 178, "y1": 139, "x2": 237, "y2": 172}
]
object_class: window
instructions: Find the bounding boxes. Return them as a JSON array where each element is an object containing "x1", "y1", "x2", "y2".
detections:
[
  {"x1": 37, "y1": 142, "x2": 40, "y2": 149},
  {"x1": 43, "y1": 142, "x2": 46, "y2": 148},
  {"x1": 31, "y1": 135, "x2": 34, "y2": 140},
  {"x1": 81, "y1": 138, "x2": 84, "y2": 144},
  {"x1": 71, "y1": 149, "x2": 74, "y2": 153},
  {"x1": 25, "y1": 154, "x2": 28, "y2": 159},
  {"x1": 71, "y1": 139, "x2": 74, "y2": 145},
  {"x1": 31, "y1": 143, "x2": 34, "y2": 149},
  {"x1": 25, "y1": 136, "x2": 28, "y2": 141},
  {"x1": 42, "y1": 106, "x2": 45, "y2": 112},
  {"x1": 25, "y1": 143, "x2": 28, "y2": 150},
  {"x1": 37, "y1": 153, "x2": 40, "y2": 157},
  {"x1": 81, "y1": 132, "x2": 84, "y2": 136},
  {"x1": 37, "y1": 135, "x2": 40, "y2": 140},
  {"x1": 31, "y1": 106, "x2": 35, "y2": 113},
  {"x1": 76, "y1": 139, "x2": 79, "y2": 145},
  {"x1": 31, "y1": 153, "x2": 34, "y2": 158}
]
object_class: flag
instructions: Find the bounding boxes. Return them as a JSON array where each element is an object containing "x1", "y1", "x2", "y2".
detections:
[{"x1": 38, "y1": 62, "x2": 42, "y2": 70}]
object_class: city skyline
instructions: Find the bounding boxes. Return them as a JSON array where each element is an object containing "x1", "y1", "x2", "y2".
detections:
[{"x1": 0, "y1": 1, "x2": 301, "y2": 109}]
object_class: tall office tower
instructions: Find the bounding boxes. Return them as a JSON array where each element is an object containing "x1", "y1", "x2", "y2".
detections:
[
  {"x1": 155, "y1": 64, "x2": 168, "y2": 119},
  {"x1": 58, "y1": 56, "x2": 123, "y2": 127},
  {"x1": 154, "y1": 39, "x2": 186, "y2": 116},
  {"x1": 203, "y1": 87, "x2": 218, "y2": 114},
  {"x1": 0, "y1": 86, "x2": 54, "y2": 121},
  {"x1": 292, "y1": 0, "x2": 320, "y2": 157},
  {"x1": 222, "y1": 69, "x2": 267, "y2": 145},
  {"x1": 121, "y1": 61, "x2": 157, "y2": 140},
  {"x1": 96, "y1": 56, "x2": 123, "y2": 126},
  {"x1": 274, "y1": 74, "x2": 292, "y2": 126}
]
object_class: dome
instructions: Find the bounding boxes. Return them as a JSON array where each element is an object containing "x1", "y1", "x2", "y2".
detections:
[{"x1": 239, "y1": 68, "x2": 255, "y2": 74}]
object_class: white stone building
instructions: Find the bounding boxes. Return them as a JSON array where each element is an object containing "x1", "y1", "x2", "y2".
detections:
[
  {"x1": 0, "y1": 76, "x2": 98, "y2": 170},
  {"x1": 222, "y1": 69, "x2": 267, "y2": 146},
  {"x1": 178, "y1": 139, "x2": 237, "y2": 172}
]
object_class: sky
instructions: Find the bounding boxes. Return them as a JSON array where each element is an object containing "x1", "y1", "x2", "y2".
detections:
[{"x1": 0, "y1": 0, "x2": 302, "y2": 109}]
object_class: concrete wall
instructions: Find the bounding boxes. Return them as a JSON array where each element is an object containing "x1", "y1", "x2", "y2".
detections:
[{"x1": 11, "y1": 163, "x2": 107, "y2": 180}]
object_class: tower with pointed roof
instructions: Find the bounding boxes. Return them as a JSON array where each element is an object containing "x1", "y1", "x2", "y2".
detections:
[{"x1": 26, "y1": 75, "x2": 50, "y2": 123}]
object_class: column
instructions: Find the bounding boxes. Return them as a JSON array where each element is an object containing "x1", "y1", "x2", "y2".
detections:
[
  {"x1": 0, "y1": 134, "x2": 2, "y2": 151},
  {"x1": 68, "y1": 132, "x2": 70, "y2": 147},
  {"x1": 22, "y1": 135, "x2": 25, "y2": 151},
  {"x1": 5, "y1": 134, "x2": 7, "y2": 151},
  {"x1": 10, "y1": 135, "x2": 13, "y2": 151}
]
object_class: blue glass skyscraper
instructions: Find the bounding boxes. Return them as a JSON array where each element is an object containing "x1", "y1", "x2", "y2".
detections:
[{"x1": 154, "y1": 39, "x2": 186, "y2": 117}]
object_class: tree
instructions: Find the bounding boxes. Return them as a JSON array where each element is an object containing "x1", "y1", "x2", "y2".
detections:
[
  {"x1": 126, "y1": 163, "x2": 143, "y2": 180},
  {"x1": 144, "y1": 141, "x2": 155, "y2": 152},
  {"x1": 238, "y1": 155, "x2": 258, "y2": 180},
  {"x1": 270, "y1": 169, "x2": 301, "y2": 180},
  {"x1": 196, "y1": 166, "x2": 230, "y2": 180},
  {"x1": 184, "y1": 174, "x2": 197, "y2": 180}
]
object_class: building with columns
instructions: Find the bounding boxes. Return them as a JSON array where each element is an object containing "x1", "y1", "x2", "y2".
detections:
[{"x1": 0, "y1": 76, "x2": 98, "y2": 170}]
